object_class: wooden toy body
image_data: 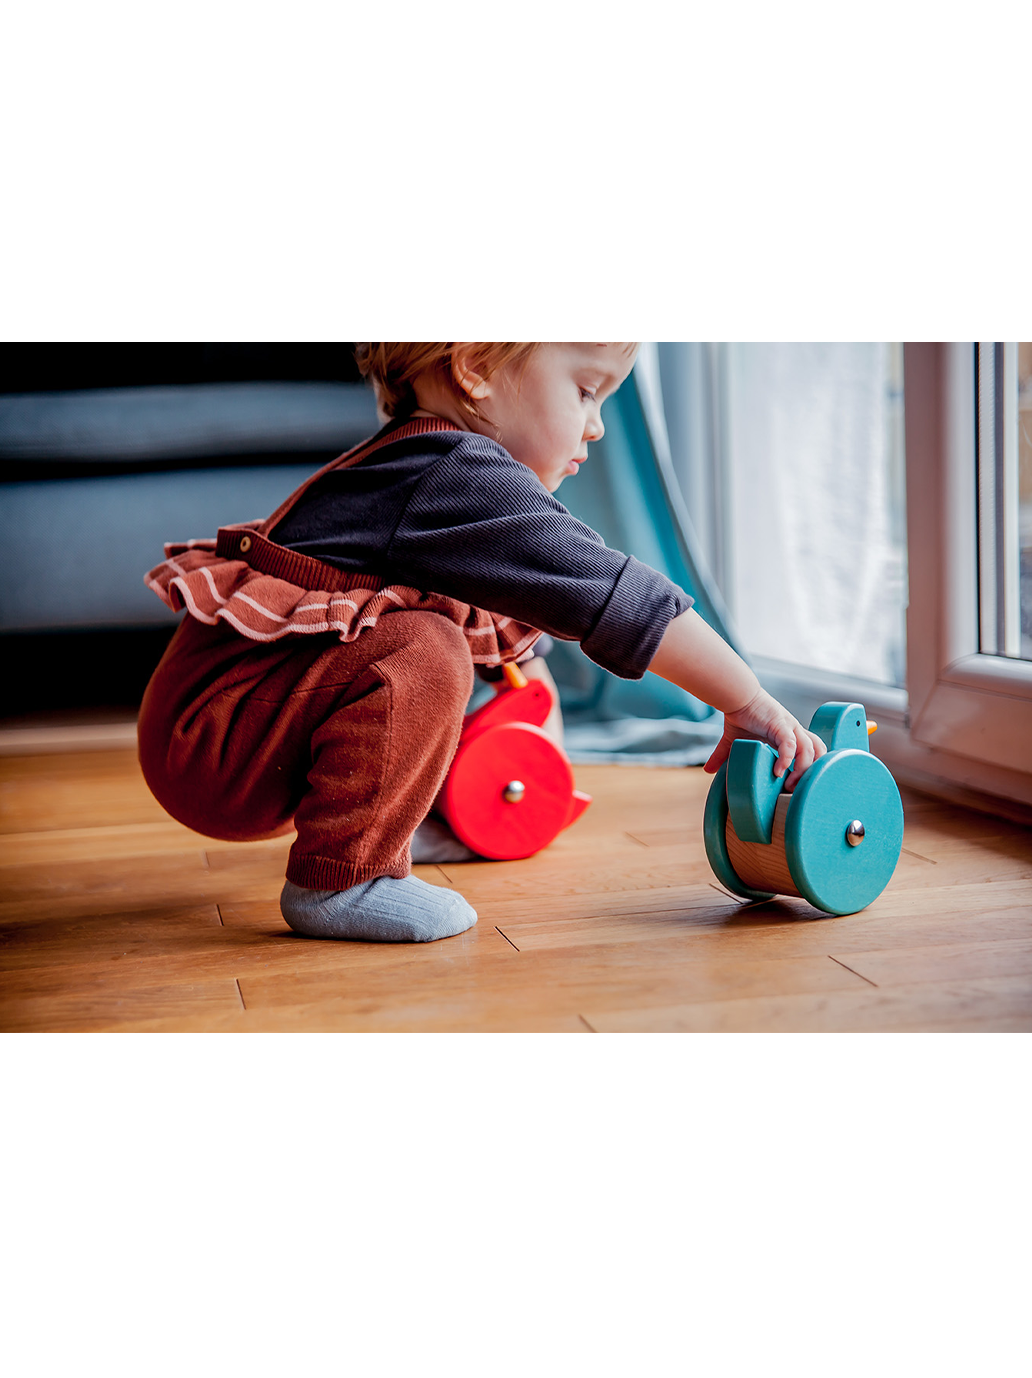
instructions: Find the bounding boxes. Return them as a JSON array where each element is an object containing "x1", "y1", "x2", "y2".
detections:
[
  {"x1": 703, "y1": 702, "x2": 904, "y2": 916},
  {"x1": 438, "y1": 677, "x2": 591, "y2": 861}
]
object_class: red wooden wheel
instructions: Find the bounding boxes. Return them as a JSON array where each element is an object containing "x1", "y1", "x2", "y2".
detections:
[{"x1": 439, "y1": 721, "x2": 576, "y2": 860}]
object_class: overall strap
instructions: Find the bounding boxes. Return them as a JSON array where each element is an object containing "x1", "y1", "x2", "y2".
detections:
[
  {"x1": 214, "y1": 525, "x2": 391, "y2": 593},
  {"x1": 257, "y1": 416, "x2": 462, "y2": 538}
]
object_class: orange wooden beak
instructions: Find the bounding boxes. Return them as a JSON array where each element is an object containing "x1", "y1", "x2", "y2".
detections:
[{"x1": 502, "y1": 662, "x2": 529, "y2": 690}]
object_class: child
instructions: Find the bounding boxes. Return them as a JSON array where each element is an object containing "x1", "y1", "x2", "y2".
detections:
[{"x1": 138, "y1": 342, "x2": 826, "y2": 943}]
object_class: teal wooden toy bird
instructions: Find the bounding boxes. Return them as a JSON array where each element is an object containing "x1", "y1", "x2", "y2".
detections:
[{"x1": 703, "y1": 702, "x2": 904, "y2": 916}]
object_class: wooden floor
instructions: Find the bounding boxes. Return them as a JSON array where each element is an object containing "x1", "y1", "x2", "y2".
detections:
[{"x1": 1, "y1": 746, "x2": 1030, "y2": 1032}]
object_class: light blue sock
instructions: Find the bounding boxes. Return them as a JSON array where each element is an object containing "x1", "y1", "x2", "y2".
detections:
[
  {"x1": 410, "y1": 815, "x2": 482, "y2": 864},
  {"x1": 280, "y1": 876, "x2": 478, "y2": 943}
]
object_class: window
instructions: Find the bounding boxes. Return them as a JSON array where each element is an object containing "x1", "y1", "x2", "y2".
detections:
[
  {"x1": 654, "y1": 342, "x2": 909, "y2": 729},
  {"x1": 721, "y1": 343, "x2": 906, "y2": 688},
  {"x1": 652, "y1": 342, "x2": 1032, "y2": 814},
  {"x1": 901, "y1": 345, "x2": 1032, "y2": 793},
  {"x1": 1022, "y1": 344, "x2": 1032, "y2": 661},
  {"x1": 978, "y1": 342, "x2": 1032, "y2": 661}
]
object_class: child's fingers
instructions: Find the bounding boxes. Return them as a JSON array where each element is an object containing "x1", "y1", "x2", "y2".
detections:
[
  {"x1": 784, "y1": 729, "x2": 827, "y2": 790},
  {"x1": 708, "y1": 724, "x2": 826, "y2": 784},
  {"x1": 771, "y1": 724, "x2": 803, "y2": 779}
]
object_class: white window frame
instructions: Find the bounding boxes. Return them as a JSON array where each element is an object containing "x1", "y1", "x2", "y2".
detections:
[
  {"x1": 753, "y1": 343, "x2": 1032, "y2": 815},
  {"x1": 876, "y1": 342, "x2": 1032, "y2": 811},
  {"x1": 645, "y1": 342, "x2": 1032, "y2": 818}
]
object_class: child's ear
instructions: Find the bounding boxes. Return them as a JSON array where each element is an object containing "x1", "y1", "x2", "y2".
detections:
[{"x1": 451, "y1": 345, "x2": 491, "y2": 401}]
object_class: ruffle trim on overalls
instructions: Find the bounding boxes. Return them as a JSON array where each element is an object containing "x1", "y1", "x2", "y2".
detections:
[{"x1": 145, "y1": 533, "x2": 540, "y2": 665}]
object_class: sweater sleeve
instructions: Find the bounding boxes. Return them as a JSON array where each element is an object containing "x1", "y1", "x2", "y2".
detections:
[{"x1": 384, "y1": 438, "x2": 693, "y2": 680}]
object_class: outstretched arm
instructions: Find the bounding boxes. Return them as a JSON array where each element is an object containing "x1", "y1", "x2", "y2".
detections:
[{"x1": 648, "y1": 610, "x2": 826, "y2": 789}]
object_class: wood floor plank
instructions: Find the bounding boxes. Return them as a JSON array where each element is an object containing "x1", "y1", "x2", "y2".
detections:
[
  {"x1": 886, "y1": 847, "x2": 1031, "y2": 890},
  {"x1": 98, "y1": 1005, "x2": 594, "y2": 1033},
  {"x1": 0, "y1": 749, "x2": 163, "y2": 834},
  {"x1": 236, "y1": 944, "x2": 870, "y2": 1024},
  {"x1": 1, "y1": 978, "x2": 243, "y2": 1032},
  {"x1": 436, "y1": 852, "x2": 715, "y2": 901},
  {"x1": 896, "y1": 828, "x2": 1032, "y2": 866},
  {"x1": 0, "y1": 820, "x2": 217, "y2": 867},
  {"x1": 0, "y1": 903, "x2": 223, "y2": 970},
  {"x1": 1, "y1": 901, "x2": 516, "y2": 990},
  {"x1": 0, "y1": 854, "x2": 226, "y2": 918},
  {"x1": 626, "y1": 828, "x2": 694, "y2": 848},
  {"x1": 583, "y1": 974, "x2": 1032, "y2": 1033},
  {"x1": 489, "y1": 881, "x2": 1032, "y2": 956},
  {"x1": 901, "y1": 805, "x2": 1032, "y2": 844},
  {"x1": 482, "y1": 882, "x2": 744, "y2": 924},
  {"x1": 828, "y1": 938, "x2": 1032, "y2": 988}
]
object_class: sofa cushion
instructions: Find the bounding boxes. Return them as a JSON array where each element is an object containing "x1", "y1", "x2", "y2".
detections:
[
  {"x1": 0, "y1": 464, "x2": 327, "y2": 630},
  {"x1": 0, "y1": 381, "x2": 379, "y2": 478}
]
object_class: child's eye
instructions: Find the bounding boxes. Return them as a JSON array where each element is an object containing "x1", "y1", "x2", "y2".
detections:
[{"x1": 579, "y1": 388, "x2": 597, "y2": 402}]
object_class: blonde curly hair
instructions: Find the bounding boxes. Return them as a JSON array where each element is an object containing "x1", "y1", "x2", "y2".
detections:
[{"x1": 354, "y1": 343, "x2": 539, "y2": 424}]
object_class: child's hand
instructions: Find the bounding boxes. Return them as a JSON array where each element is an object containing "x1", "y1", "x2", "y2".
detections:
[
  {"x1": 648, "y1": 611, "x2": 826, "y2": 788},
  {"x1": 703, "y1": 688, "x2": 826, "y2": 792}
]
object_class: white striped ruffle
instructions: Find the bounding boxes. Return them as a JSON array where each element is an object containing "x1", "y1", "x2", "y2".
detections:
[{"x1": 145, "y1": 542, "x2": 541, "y2": 665}]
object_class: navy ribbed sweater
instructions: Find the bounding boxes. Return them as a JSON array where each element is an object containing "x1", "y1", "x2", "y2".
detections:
[{"x1": 271, "y1": 424, "x2": 692, "y2": 680}]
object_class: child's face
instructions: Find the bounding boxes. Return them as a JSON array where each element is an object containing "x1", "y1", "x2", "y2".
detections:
[{"x1": 477, "y1": 343, "x2": 638, "y2": 493}]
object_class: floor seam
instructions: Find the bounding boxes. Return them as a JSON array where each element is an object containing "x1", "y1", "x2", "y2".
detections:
[
  {"x1": 828, "y1": 954, "x2": 879, "y2": 988},
  {"x1": 901, "y1": 847, "x2": 937, "y2": 864},
  {"x1": 709, "y1": 882, "x2": 739, "y2": 900},
  {"x1": 495, "y1": 926, "x2": 520, "y2": 952}
]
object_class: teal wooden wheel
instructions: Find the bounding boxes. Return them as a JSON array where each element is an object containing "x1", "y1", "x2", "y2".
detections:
[
  {"x1": 784, "y1": 749, "x2": 903, "y2": 916},
  {"x1": 703, "y1": 761, "x2": 776, "y2": 902}
]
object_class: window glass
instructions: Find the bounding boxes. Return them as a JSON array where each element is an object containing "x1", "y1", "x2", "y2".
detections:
[
  {"x1": 978, "y1": 341, "x2": 1030, "y2": 660},
  {"x1": 1019, "y1": 342, "x2": 1032, "y2": 660},
  {"x1": 723, "y1": 343, "x2": 907, "y2": 686}
]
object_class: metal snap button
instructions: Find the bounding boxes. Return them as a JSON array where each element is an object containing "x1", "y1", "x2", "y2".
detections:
[{"x1": 239, "y1": 536, "x2": 252, "y2": 553}]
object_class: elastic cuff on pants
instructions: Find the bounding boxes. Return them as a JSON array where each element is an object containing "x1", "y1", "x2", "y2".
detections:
[{"x1": 285, "y1": 854, "x2": 412, "y2": 890}]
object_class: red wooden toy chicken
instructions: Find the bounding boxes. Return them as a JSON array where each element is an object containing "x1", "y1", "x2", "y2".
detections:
[{"x1": 437, "y1": 663, "x2": 591, "y2": 860}]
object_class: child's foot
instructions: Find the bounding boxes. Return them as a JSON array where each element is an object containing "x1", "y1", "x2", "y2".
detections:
[
  {"x1": 410, "y1": 814, "x2": 482, "y2": 864},
  {"x1": 280, "y1": 876, "x2": 477, "y2": 942}
]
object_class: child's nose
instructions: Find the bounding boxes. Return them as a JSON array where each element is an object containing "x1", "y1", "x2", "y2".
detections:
[{"x1": 584, "y1": 409, "x2": 605, "y2": 442}]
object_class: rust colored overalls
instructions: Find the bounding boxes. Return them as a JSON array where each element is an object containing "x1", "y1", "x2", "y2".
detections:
[{"x1": 137, "y1": 419, "x2": 540, "y2": 891}]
